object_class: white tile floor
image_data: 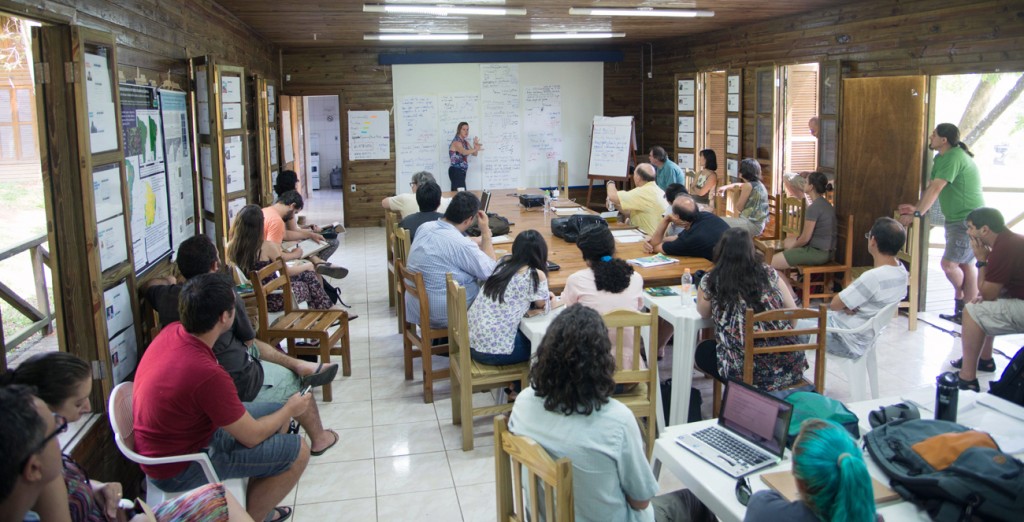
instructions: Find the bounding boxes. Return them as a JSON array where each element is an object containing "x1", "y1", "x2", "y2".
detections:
[{"x1": 288, "y1": 191, "x2": 1016, "y2": 521}]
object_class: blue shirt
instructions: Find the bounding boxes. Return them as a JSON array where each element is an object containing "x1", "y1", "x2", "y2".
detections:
[
  {"x1": 655, "y1": 159, "x2": 686, "y2": 190},
  {"x1": 405, "y1": 220, "x2": 497, "y2": 328}
]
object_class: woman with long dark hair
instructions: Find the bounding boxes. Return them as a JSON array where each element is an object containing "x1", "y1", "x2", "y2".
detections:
[
  {"x1": 469, "y1": 230, "x2": 552, "y2": 367},
  {"x1": 227, "y1": 204, "x2": 335, "y2": 311},
  {"x1": 772, "y1": 171, "x2": 836, "y2": 269},
  {"x1": 448, "y1": 122, "x2": 482, "y2": 191},
  {"x1": 696, "y1": 228, "x2": 807, "y2": 390},
  {"x1": 692, "y1": 149, "x2": 718, "y2": 207},
  {"x1": 3, "y1": 353, "x2": 251, "y2": 522},
  {"x1": 745, "y1": 420, "x2": 876, "y2": 522}
]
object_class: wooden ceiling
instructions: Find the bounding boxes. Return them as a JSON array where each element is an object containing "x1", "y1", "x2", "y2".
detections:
[{"x1": 213, "y1": 1, "x2": 847, "y2": 49}]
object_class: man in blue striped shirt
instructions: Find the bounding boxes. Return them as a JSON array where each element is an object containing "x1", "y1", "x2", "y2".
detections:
[{"x1": 405, "y1": 191, "x2": 497, "y2": 328}]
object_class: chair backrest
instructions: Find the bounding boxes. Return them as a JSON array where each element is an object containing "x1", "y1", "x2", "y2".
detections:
[
  {"x1": 385, "y1": 208, "x2": 401, "y2": 263},
  {"x1": 446, "y1": 273, "x2": 471, "y2": 375},
  {"x1": 867, "y1": 301, "x2": 900, "y2": 338},
  {"x1": 108, "y1": 382, "x2": 136, "y2": 453},
  {"x1": 601, "y1": 307, "x2": 659, "y2": 384},
  {"x1": 249, "y1": 258, "x2": 296, "y2": 332},
  {"x1": 723, "y1": 185, "x2": 743, "y2": 217},
  {"x1": 394, "y1": 226, "x2": 412, "y2": 266},
  {"x1": 781, "y1": 196, "x2": 807, "y2": 236},
  {"x1": 396, "y1": 259, "x2": 433, "y2": 332},
  {"x1": 685, "y1": 169, "x2": 697, "y2": 194},
  {"x1": 742, "y1": 305, "x2": 828, "y2": 393},
  {"x1": 494, "y1": 415, "x2": 574, "y2": 522}
]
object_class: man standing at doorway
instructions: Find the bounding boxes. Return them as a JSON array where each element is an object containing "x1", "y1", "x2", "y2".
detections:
[{"x1": 899, "y1": 123, "x2": 984, "y2": 324}]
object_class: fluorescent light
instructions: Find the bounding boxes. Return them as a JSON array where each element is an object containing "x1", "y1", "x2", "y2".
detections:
[
  {"x1": 363, "y1": 33, "x2": 484, "y2": 41},
  {"x1": 569, "y1": 7, "x2": 714, "y2": 18},
  {"x1": 515, "y1": 32, "x2": 625, "y2": 40},
  {"x1": 363, "y1": 4, "x2": 527, "y2": 16}
]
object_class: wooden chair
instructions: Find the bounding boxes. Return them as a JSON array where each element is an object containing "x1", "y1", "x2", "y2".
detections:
[
  {"x1": 447, "y1": 274, "x2": 529, "y2": 450},
  {"x1": 793, "y1": 214, "x2": 854, "y2": 305},
  {"x1": 385, "y1": 209, "x2": 401, "y2": 307},
  {"x1": 895, "y1": 212, "x2": 921, "y2": 331},
  {"x1": 780, "y1": 196, "x2": 807, "y2": 236},
  {"x1": 494, "y1": 414, "x2": 574, "y2": 522},
  {"x1": 395, "y1": 259, "x2": 449, "y2": 403},
  {"x1": 392, "y1": 226, "x2": 412, "y2": 332},
  {"x1": 713, "y1": 185, "x2": 742, "y2": 217},
  {"x1": 711, "y1": 305, "x2": 828, "y2": 416},
  {"x1": 684, "y1": 169, "x2": 697, "y2": 194},
  {"x1": 250, "y1": 258, "x2": 351, "y2": 402},
  {"x1": 602, "y1": 306, "x2": 659, "y2": 459},
  {"x1": 758, "y1": 193, "x2": 782, "y2": 241}
]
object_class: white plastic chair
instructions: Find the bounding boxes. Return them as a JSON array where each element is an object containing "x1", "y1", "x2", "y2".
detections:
[
  {"x1": 107, "y1": 383, "x2": 247, "y2": 506},
  {"x1": 825, "y1": 301, "x2": 899, "y2": 400}
]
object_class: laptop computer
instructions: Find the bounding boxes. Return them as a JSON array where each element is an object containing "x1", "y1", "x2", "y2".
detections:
[
  {"x1": 480, "y1": 190, "x2": 492, "y2": 214},
  {"x1": 675, "y1": 380, "x2": 793, "y2": 477}
]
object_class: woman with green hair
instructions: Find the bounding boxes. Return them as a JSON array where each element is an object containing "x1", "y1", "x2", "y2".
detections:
[{"x1": 744, "y1": 419, "x2": 877, "y2": 522}]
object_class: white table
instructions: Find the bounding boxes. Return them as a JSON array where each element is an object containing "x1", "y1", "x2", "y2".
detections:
[
  {"x1": 642, "y1": 288, "x2": 711, "y2": 426},
  {"x1": 650, "y1": 389, "x2": 1024, "y2": 522}
]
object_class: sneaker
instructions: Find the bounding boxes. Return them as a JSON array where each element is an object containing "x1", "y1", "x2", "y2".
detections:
[
  {"x1": 938, "y1": 311, "x2": 962, "y2": 325},
  {"x1": 315, "y1": 263, "x2": 349, "y2": 279},
  {"x1": 950, "y1": 357, "x2": 996, "y2": 372}
]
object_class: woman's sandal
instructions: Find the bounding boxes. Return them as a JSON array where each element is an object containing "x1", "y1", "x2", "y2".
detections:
[{"x1": 264, "y1": 506, "x2": 292, "y2": 522}]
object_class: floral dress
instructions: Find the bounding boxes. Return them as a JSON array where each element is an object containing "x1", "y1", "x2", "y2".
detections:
[
  {"x1": 255, "y1": 259, "x2": 333, "y2": 311},
  {"x1": 698, "y1": 264, "x2": 807, "y2": 390}
]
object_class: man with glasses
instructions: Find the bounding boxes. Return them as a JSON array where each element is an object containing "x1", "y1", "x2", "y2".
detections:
[
  {"x1": 0, "y1": 385, "x2": 67, "y2": 522},
  {"x1": 381, "y1": 171, "x2": 451, "y2": 219},
  {"x1": 649, "y1": 146, "x2": 686, "y2": 191}
]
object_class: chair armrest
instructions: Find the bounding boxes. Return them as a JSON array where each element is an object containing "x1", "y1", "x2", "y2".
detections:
[{"x1": 132, "y1": 452, "x2": 220, "y2": 484}]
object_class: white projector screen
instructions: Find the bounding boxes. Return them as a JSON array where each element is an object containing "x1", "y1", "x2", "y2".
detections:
[{"x1": 392, "y1": 62, "x2": 603, "y2": 193}]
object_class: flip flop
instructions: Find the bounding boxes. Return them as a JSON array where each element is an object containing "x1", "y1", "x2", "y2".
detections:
[
  {"x1": 310, "y1": 429, "x2": 340, "y2": 457},
  {"x1": 300, "y1": 363, "x2": 339, "y2": 389},
  {"x1": 264, "y1": 506, "x2": 292, "y2": 522}
]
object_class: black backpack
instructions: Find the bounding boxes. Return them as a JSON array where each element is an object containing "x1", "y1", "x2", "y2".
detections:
[
  {"x1": 466, "y1": 212, "x2": 511, "y2": 237},
  {"x1": 989, "y1": 346, "x2": 1024, "y2": 406},
  {"x1": 551, "y1": 214, "x2": 607, "y2": 243},
  {"x1": 864, "y1": 419, "x2": 1024, "y2": 521}
]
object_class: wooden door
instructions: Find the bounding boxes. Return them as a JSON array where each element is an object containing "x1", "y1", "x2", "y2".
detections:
[
  {"x1": 838, "y1": 76, "x2": 927, "y2": 267},
  {"x1": 704, "y1": 71, "x2": 726, "y2": 181}
]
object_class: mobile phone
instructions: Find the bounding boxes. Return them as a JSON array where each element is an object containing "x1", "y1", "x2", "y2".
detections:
[{"x1": 300, "y1": 385, "x2": 313, "y2": 396}]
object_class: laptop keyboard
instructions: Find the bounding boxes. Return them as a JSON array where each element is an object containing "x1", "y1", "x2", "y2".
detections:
[{"x1": 693, "y1": 427, "x2": 769, "y2": 466}]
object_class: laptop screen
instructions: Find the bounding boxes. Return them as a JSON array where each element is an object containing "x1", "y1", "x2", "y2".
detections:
[{"x1": 718, "y1": 380, "x2": 793, "y2": 458}]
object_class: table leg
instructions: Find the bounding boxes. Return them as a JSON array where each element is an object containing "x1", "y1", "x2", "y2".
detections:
[{"x1": 669, "y1": 317, "x2": 699, "y2": 426}]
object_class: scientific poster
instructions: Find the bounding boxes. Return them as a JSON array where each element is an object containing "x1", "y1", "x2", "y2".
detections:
[
  {"x1": 159, "y1": 90, "x2": 196, "y2": 250},
  {"x1": 223, "y1": 103, "x2": 242, "y2": 130},
  {"x1": 727, "y1": 159, "x2": 739, "y2": 177},
  {"x1": 348, "y1": 110, "x2": 391, "y2": 161},
  {"x1": 204, "y1": 219, "x2": 216, "y2": 244},
  {"x1": 270, "y1": 128, "x2": 279, "y2": 165},
  {"x1": 109, "y1": 327, "x2": 137, "y2": 384},
  {"x1": 678, "y1": 95, "x2": 695, "y2": 112},
  {"x1": 727, "y1": 136, "x2": 739, "y2": 154},
  {"x1": 202, "y1": 178, "x2": 214, "y2": 213},
  {"x1": 678, "y1": 153, "x2": 695, "y2": 170},
  {"x1": 678, "y1": 117, "x2": 695, "y2": 133},
  {"x1": 103, "y1": 281, "x2": 133, "y2": 336},
  {"x1": 728, "y1": 75, "x2": 741, "y2": 94},
  {"x1": 197, "y1": 101, "x2": 211, "y2": 135},
  {"x1": 85, "y1": 53, "x2": 118, "y2": 153},
  {"x1": 224, "y1": 136, "x2": 245, "y2": 193},
  {"x1": 678, "y1": 132, "x2": 694, "y2": 149},
  {"x1": 267, "y1": 85, "x2": 276, "y2": 123},
  {"x1": 97, "y1": 215, "x2": 128, "y2": 271},
  {"x1": 221, "y1": 76, "x2": 241, "y2": 103},
  {"x1": 727, "y1": 117, "x2": 740, "y2": 136},
  {"x1": 227, "y1": 197, "x2": 246, "y2": 223},
  {"x1": 727, "y1": 94, "x2": 740, "y2": 112},
  {"x1": 282, "y1": 111, "x2": 294, "y2": 163},
  {"x1": 93, "y1": 164, "x2": 122, "y2": 223},
  {"x1": 196, "y1": 70, "x2": 209, "y2": 102},
  {"x1": 201, "y1": 145, "x2": 213, "y2": 180}
]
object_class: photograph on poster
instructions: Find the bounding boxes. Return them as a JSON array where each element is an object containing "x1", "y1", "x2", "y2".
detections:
[{"x1": 221, "y1": 76, "x2": 241, "y2": 103}]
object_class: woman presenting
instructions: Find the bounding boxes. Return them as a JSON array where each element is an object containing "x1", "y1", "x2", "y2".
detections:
[{"x1": 449, "y1": 121, "x2": 482, "y2": 191}]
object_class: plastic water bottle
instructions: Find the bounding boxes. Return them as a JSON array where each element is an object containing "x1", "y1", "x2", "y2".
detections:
[{"x1": 680, "y1": 268, "x2": 693, "y2": 307}]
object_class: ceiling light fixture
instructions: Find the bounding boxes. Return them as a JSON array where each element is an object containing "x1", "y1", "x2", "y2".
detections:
[
  {"x1": 568, "y1": 7, "x2": 714, "y2": 18},
  {"x1": 363, "y1": 4, "x2": 527, "y2": 16},
  {"x1": 515, "y1": 32, "x2": 625, "y2": 40},
  {"x1": 363, "y1": 33, "x2": 484, "y2": 41}
]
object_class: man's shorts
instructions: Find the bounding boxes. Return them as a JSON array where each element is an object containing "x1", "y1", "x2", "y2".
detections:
[
  {"x1": 151, "y1": 402, "x2": 302, "y2": 492},
  {"x1": 255, "y1": 360, "x2": 302, "y2": 402},
  {"x1": 783, "y1": 246, "x2": 831, "y2": 266},
  {"x1": 942, "y1": 220, "x2": 975, "y2": 265},
  {"x1": 966, "y1": 298, "x2": 1024, "y2": 336}
]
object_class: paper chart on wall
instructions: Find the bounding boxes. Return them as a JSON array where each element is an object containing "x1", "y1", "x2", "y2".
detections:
[
  {"x1": 678, "y1": 132, "x2": 694, "y2": 149},
  {"x1": 270, "y1": 127, "x2": 279, "y2": 165},
  {"x1": 678, "y1": 80, "x2": 695, "y2": 95},
  {"x1": 282, "y1": 111, "x2": 294, "y2": 164},
  {"x1": 221, "y1": 76, "x2": 241, "y2": 103},
  {"x1": 678, "y1": 94, "x2": 695, "y2": 112},
  {"x1": 200, "y1": 145, "x2": 213, "y2": 180},
  {"x1": 197, "y1": 101, "x2": 211, "y2": 135},
  {"x1": 109, "y1": 326, "x2": 137, "y2": 384},
  {"x1": 678, "y1": 117, "x2": 695, "y2": 133},
  {"x1": 85, "y1": 53, "x2": 119, "y2": 154},
  {"x1": 223, "y1": 103, "x2": 242, "y2": 130},
  {"x1": 159, "y1": 90, "x2": 196, "y2": 250},
  {"x1": 103, "y1": 281, "x2": 133, "y2": 338},
  {"x1": 224, "y1": 136, "x2": 245, "y2": 193},
  {"x1": 97, "y1": 215, "x2": 128, "y2": 271},
  {"x1": 727, "y1": 159, "x2": 738, "y2": 177},
  {"x1": 227, "y1": 197, "x2": 246, "y2": 223},
  {"x1": 727, "y1": 94, "x2": 740, "y2": 112},
  {"x1": 437, "y1": 94, "x2": 480, "y2": 186},
  {"x1": 267, "y1": 85, "x2": 276, "y2": 123},
  {"x1": 120, "y1": 84, "x2": 171, "y2": 273},
  {"x1": 727, "y1": 117, "x2": 739, "y2": 136},
  {"x1": 727, "y1": 136, "x2": 739, "y2": 154},
  {"x1": 93, "y1": 164, "x2": 122, "y2": 223},
  {"x1": 205, "y1": 219, "x2": 216, "y2": 244},
  {"x1": 480, "y1": 64, "x2": 521, "y2": 189},
  {"x1": 347, "y1": 110, "x2": 391, "y2": 161},
  {"x1": 727, "y1": 75, "x2": 740, "y2": 94},
  {"x1": 202, "y1": 178, "x2": 214, "y2": 213},
  {"x1": 523, "y1": 85, "x2": 561, "y2": 188},
  {"x1": 678, "y1": 153, "x2": 695, "y2": 170},
  {"x1": 196, "y1": 69, "x2": 209, "y2": 102},
  {"x1": 396, "y1": 95, "x2": 438, "y2": 182}
]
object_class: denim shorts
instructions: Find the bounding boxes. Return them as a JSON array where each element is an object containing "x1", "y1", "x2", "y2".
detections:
[
  {"x1": 151, "y1": 402, "x2": 301, "y2": 492},
  {"x1": 943, "y1": 220, "x2": 974, "y2": 265}
]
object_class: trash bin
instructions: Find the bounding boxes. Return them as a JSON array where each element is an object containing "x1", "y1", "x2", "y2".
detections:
[{"x1": 330, "y1": 167, "x2": 342, "y2": 189}]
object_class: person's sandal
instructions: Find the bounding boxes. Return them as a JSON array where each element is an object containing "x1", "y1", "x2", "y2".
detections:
[
  {"x1": 951, "y1": 357, "x2": 996, "y2": 372},
  {"x1": 315, "y1": 263, "x2": 349, "y2": 279},
  {"x1": 264, "y1": 506, "x2": 292, "y2": 522},
  {"x1": 956, "y1": 373, "x2": 980, "y2": 392}
]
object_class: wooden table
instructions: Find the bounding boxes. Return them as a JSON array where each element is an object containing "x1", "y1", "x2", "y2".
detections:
[{"x1": 473, "y1": 189, "x2": 712, "y2": 292}]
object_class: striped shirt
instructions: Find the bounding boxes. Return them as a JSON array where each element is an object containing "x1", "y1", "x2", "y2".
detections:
[{"x1": 405, "y1": 220, "x2": 497, "y2": 328}]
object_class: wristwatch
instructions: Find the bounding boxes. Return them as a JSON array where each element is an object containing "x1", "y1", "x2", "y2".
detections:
[
  {"x1": 913, "y1": 211, "x2": 922, "y2": 218},
  {"x1": 976, "y1": 260, "x2": 987, "y2": 269}
]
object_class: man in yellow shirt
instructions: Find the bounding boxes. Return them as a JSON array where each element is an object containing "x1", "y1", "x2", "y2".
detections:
[{"x1": 606, "y1": 163, "x2": 668, "y2": 235}]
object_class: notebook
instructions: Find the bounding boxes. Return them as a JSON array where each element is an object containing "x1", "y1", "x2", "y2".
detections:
[
  {"x1": 760, "y1": 470, "x2": 900, "y2": 504},
  {"x1": 675, "y1": 380, "x2": 793, "y2": 477}
]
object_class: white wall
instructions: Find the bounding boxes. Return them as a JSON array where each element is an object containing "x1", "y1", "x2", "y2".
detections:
[{"x1": 305, "y1": 95, "x2": 342, "y2": 189}]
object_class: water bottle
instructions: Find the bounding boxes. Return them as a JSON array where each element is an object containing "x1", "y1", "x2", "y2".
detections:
[
  {"x1": 935, "y1": 372, "x2": 959, "y2": 422},
  {"x1": 551, "y1": 189, "x2": 560, "y2": 200},
  {"x1": 543, "y1": 190, "x2": 551, "y2": 215},
  {"x1": 680, "y1": 268, "x2": 693, "y2": 307}
]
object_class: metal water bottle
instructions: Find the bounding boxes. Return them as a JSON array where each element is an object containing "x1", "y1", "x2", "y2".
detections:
[{"x1": 935, "y1": 372, "x2": 959, "y2": 422}]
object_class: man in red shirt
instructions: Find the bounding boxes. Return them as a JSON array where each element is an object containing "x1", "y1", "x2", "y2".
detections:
[
  {"x1": 262, "y1": 190, "x2": 347, "y2": 278},
  {"x1": 133, "y1": 273, "x2": 311, "y2": 522},
  {"x1": 953, "y1": 208, "x2": 1024, "y2": 391}
]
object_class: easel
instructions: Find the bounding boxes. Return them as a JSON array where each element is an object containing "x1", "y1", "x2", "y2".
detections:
[{"x1": 585, "y1": 116, "x2": 638, "y2": 209}]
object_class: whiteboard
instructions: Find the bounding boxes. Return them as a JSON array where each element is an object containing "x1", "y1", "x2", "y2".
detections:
[
  {"x1": 392, "y1": 62, "x2": 602, "y2": 192},
  {"x1": 588, "y1": 116, "x2": 635, "y2": 178}
]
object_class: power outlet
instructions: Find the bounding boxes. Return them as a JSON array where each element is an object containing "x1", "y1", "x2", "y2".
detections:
[{"x1": 349, "y1": 184, "x2": 357, "y2": 192}]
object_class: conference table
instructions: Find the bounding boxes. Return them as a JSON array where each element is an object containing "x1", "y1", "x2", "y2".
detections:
[{"x1": 650, "y1": 388, "x2": 1024, "y2": 522}]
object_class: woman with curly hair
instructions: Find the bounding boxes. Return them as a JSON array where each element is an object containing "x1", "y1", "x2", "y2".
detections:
[
  {"x1": 509, "y1": 305, "x2": 713, "y2": 522},
  {"x1": 696, "y1": 227, "x2": 807, "y2": 391},
  {"x1": 745, "y1": 419, "x2": 877, "y2": 522},
  {"x1": 227, "y1": 204, "x2": 335, "y2": 311}
]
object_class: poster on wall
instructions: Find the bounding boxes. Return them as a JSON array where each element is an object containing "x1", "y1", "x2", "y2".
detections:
[
  {"x1": 348, "y1": 110, "x2": 391, "y2": 161},
  {"x1": 97, "y1": 215, "x2": 128, "y2": 272},
  {"x1": 224, "y1": 136, "x2": 246, "y2": 193},
  {"x1": 267, "y1": 85, "x2": 276, "y2": 123},
  {"x1": 108, "y1": 326, "x2": 137, "y2": 384},
  {"x1": 221, "y1": 76, "x2": 241, "y2": 103},
  {"x1": 92, "y1": 164, "x2": 123, "y2": 223},
  {"x1": 120, "y1": 83, "x2": 171, "y2": 274},
  {"x1": 103, "y1": 281, "x2": 133, "y2": 337},
  {"x1": 282, "y1": 110, "x2": 294, "y2": 164},
  {"x1": 158, "y1": 90, "x2": 196, "y2": 250},
  {"x1": 85, "y1": 53, "x2": 119, "y2": 153},
  {"x1": 223, "y1": 103, "x2": 242, "y2": 130},
  {"x1": 269, "y1": 128, "x2": 279, "y2": 165}
]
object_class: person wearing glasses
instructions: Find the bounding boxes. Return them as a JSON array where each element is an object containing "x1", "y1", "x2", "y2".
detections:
[
  {"x1": 381, "y1": 171, "x2": 452, "y2": 220},
  {"x1": 0, "y1": 385, "x2": 66, "y2": 522},
  {"x1": 742, "y1": 419, "x2": 877, "y2": 522},
  {"x1": 3, "y1": 352, "x2": 253, "y2": 522}
]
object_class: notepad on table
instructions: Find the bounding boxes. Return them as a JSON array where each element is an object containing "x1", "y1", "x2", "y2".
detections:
[
  {"x1": 644, "y1": 286, "x2": 679, "y2": 297},
  {"x1": 491, "y1": 235, "x2": 513, "y2": 245},
  {"x1": 627, "y1": 253, "x2": 678, "y2": 268},
  {"x1": 760, "y1": 469, "x2": 900, "y2": 504},
  {"x1": 554, "y1": 207, "x2": 585, "y2": 216}
]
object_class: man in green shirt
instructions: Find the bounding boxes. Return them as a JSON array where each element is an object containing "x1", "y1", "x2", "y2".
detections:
[
  {"x1": 899, "y1": 123, "x2": 985, "y2": 324},
  {"x1": 649, "y1": 146, "x2": 686, "y2": 190}
]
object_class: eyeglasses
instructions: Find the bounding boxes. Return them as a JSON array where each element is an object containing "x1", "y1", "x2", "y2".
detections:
[
  {"x1": 20, "y1": 413, "x2": 67, "y2": 469},
  {"x1": 409, "y1": 182, "x2": 416, "y2": 189},
  {"x1": 864, "y1": 232, "x2": 873, "y2": 240},
  {"x1": 735, "y1": 476, "x2": 752, "y2": 506}
]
